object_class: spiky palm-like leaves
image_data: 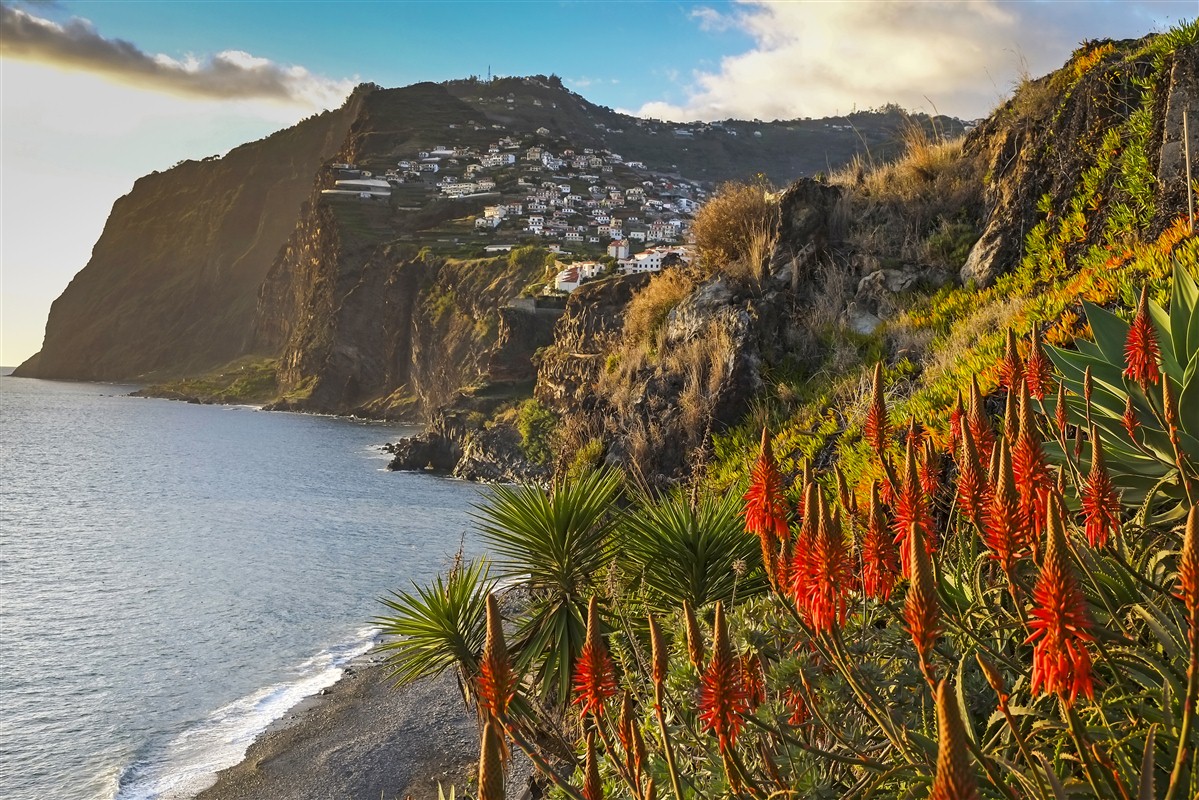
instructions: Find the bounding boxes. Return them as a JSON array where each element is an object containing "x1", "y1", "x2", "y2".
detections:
[
  {"x1": 622, "y1": 487, "x2": 767, "y2": 612},
  {"x1": 373, "y1": 557, "x2": 491, "y2": 700},
  {"x1": 472, "y1": 469, "x2": 623, "y2": 703}
]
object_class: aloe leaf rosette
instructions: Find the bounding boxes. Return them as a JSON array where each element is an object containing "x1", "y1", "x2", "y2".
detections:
[{"x1": 1046, "y1": 262, "x2": 1199, "y2": 522}]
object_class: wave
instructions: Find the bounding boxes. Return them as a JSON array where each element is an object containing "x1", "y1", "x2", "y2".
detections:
[{"x1": 110, "y1": 627, "x2": 379, "y2": 800}]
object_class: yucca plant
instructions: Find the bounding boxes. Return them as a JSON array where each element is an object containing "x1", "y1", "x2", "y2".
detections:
[
  {"x1": 471, "y1": 468, "x2": 623, "y2": 704},
  {"x1": 1047, "y1": 262, "x2": 1199, "y2": 522},
  {"x1": 619, "y1": 487, "x2": 768, "y2": 612},
  {"x1": 372, "y1": 557, "x2": 491, "y2": 704}
]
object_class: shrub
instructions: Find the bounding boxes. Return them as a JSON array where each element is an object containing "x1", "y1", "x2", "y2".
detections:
[
  {"x1": 620, "y1": 269, "x2": 694, "y2": 349},
  {"x1": 691, "y1": 179, "x2": 778, "y2": 284},
  {"x1": 515, "y1": 398, "x2": 556, "y2": 466}
]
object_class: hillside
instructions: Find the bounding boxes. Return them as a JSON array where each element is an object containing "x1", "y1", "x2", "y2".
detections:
[
  {"x1": 16, "y1": 74, "x2": 953, "y2": 416},
  {"x1": 376, "y1": 25, "x2": 1199, "y2": 800}
]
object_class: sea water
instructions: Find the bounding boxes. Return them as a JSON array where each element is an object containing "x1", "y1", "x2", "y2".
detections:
[{"x1": 0, "y1": 373, "x2": 485, "y2": 799}]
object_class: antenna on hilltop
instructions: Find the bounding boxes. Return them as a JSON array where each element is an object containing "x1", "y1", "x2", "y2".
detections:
[{"x1": 488, "y1": 65, "x2": 491, "y2": 82}]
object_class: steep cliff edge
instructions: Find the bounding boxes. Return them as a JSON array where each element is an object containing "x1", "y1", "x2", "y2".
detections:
[{"x1": 14, "y1": 90, "x2": 368, "y2": 381}]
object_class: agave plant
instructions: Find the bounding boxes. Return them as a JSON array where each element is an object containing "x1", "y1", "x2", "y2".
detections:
[
  {"x1": 619, "y1": 487, "x2": 768, "y2": 612},
  {"x1": 1047, "y1": 262, "x2": 1199, "y2": 522},
  {"x1": 471, "y1": 468, "x2": 623, "y2": 704},
  {"x1": 372, "y1": 556, "x2": 491, "y2": 704}
]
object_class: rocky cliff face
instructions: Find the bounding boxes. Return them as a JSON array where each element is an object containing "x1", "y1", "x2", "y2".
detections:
[
  {"x1": 14, "y1": 91, "x2": 366, "y2": 380},
  {"x1": 962, "y1": 36, "x2": 1199, "y2": 287}
]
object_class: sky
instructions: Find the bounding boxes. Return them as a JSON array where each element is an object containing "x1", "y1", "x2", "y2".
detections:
[{"x1": 1, "y1": 1, "x2": 1194, "y2": 367}]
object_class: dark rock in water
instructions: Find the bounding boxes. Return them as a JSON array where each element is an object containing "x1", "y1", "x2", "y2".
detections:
[{"x1": 386, "y1": 431, "x2": 461, "y2": 473}]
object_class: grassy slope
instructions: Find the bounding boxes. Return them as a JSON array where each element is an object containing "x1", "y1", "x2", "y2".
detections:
[{"x1": 708, "y1": 25, "x2": 1199, "y2": 494}]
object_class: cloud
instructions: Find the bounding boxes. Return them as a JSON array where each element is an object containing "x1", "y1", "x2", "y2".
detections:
[
  {"x1": 690, "y1": 6, "x2": 737, "y2": 33},
  {"x1": 634, "y1": 0, "x2": 1191, "y2": 122},
  {"x1": 0, "y1": 3, "x2": 354, "y2": 107}
]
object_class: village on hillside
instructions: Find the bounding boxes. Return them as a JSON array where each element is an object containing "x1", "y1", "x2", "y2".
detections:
[{"x1": 321, "y1": 119, "x2": 704, "y2": 294}]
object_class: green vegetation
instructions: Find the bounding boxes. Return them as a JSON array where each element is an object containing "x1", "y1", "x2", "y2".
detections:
[
  {"x1": 373, "y1": 23, "x2": 1199, "y2": 800},
  {"x1": 379, "y1": 272, "x2": 1199, "y2": 799},
  {"x1": 515, "y1": 398, "x2": 557, "y2": 466},
  {"x1": 136, "y1": 357, "x2": 279, "y2": 404}
]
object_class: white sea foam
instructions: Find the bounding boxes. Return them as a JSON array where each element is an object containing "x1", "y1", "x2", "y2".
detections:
[{"x1": 112, "y1": 628, "x2": 379, "y2": 800}]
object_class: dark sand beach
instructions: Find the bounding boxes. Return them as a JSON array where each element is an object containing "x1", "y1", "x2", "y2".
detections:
[{"x1": 197, "y1": 659, "x2": 532, "y2": 800}]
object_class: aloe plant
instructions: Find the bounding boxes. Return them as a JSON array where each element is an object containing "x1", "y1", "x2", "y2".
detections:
[{"x1": 1047, "y1": 262, "x2": 1199, "y2": 522}]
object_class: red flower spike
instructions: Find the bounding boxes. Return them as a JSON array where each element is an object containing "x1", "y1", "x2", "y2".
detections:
[
  {"x1": 738, "y1": 653, "x2": 766, "y2": 709},
  {"x1": 907, "y1": 419, "x2": 928, "y2": 450},
  {"x1": 984, "y1": 440, "x2": 1026, "y2": 578},
  {"x1": 572, "y1": 597, "x2": 617, "y2": 717},
  {"x1": 788, "y1": 482, "x2": 819, "y2": 614},
  {"x1": 919, "y1": 438, "x2": 942, "y2": 500},
  {"x1": 929, "y1": 679, "x2": 980, "y2": 800},
  {"x1": 648, "y1": 613, "x2": 668, "y2": 689},
  {"x1": 801, "y1": 494, "x2": 851, "y2": 632},
  {"x1": 618, "y1": 690, "x2": 634, "y2": 753},
  {"x1": 1122, "y1": 395, "x2": 1140, "y2": 441},
  {"x1": 1002, "y1": 385, "x2": 1019, "y2": 444},
  {"x1": 1054, "y1": 380, "x2": 1069, "y2": 438},
  {"x1": 956, "y1": 422, "x2": 990, "y2": 529},
  {"x1": 744, "y1": 428, "x2": 790, "y2": 589},
  {"x1": 783, "y1": 687, "x2": 811, "y2": 726},
  {"x1": 903, "y1": 523, "x2": 941, "y2": 679},
  {"x1": 968, "y1": 377, "x2": 995, "y2": 459},
  {"x1": 1124, "y1": 286, "x2": 1161, "y2": 387},
  {"x1": 1013, "y1": 382, "x2": 1052, "y2": 552},
  {"x1": 999, "y1": 328, "x2": 1024, "y2": 393},
  {"x1": 478, "y1": 593, "x2": 515, "y2": 721},
  {"x1": 1179, "y1": 507, "x2": 1198, "y2": 628},
  {"x1": 583, "y1": 733, "x2": 602, "y2": 800},
  {"x1": 698, "y1": 602, "x2": 749, "y2": 752},
  {"x1": 1025, "y1": 499, "x2": 1096, "y2": 705},
  {"x1": 861, "y1": 482, "x2": 900, "y2": 601},
  {"x1": 835, "y1": 467, "x2": 853, "y2": 516},
  {"x1": 1080, "y1": 430, "x2": 1120, "y2": 547},
  {"x1": 949, "y1": 392, "x2": 965, "y2": 453},
  {"x1": 864, "y1": 362, "x2": 890, "y2": 455},
  {"x1": 1025, "y1": 323, "x2": 1052, "y2": 400},
  {"x1": 893, "y1": 436, "x2": 934, "y2": 577}
]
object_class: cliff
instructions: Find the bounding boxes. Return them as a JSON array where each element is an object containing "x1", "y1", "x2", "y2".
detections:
[
  {"x1": 14, "y1": 90, "x2": 367, "y2": 380},
  {"x1": 18, "y1": 77, "x2": 948, "y2": 393}
]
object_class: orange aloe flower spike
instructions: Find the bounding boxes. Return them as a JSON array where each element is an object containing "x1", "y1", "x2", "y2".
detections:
[
  {"x1": 929, "y1": 679, "x2": 980, "y2": 800},
  {"x1": 479, "y1": 593, "x2": 515, "y2": 721},
  {"x1": 698, "y1": 601, "x2": 749, "y2": 752},
  {"x1": 1080, "y1": 429, "x2": 1120, "y2": 547},
  {"x1": 903, "y1": 523, "x2": 941, "y2": 682},
  {"x1": 1124, "y1": 286, "x2": 1161, "y2": 387},
  {"x1": 864, "y1": 362, "x2": 889, "y2": 455},
  {"x1": 572, "y1": 596, "x2": 617, "y2": 717},
  {"x1": 1025, "y1": 498, "x2": 1095, "y2": 705}
]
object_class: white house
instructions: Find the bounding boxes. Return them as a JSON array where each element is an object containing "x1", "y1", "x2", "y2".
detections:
[
  {"x1": 608, "y1": 240, "x2": 630, "y2": 260},
  {"x1": 554, "y1": 266, "x2": 580, "y2": 292}
]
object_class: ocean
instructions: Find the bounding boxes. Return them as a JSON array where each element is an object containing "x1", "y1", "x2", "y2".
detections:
[{"x1": 0, "y1": 373, "x2": 485, "y2": 799}]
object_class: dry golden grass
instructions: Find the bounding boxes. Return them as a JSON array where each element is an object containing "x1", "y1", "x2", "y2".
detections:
[
  {"x1": 691, "y1": 181, "x2": 779, "y2": 285},
  {"x1": 621, "y1": 269, "x2": 695, "y2": 348},
  {"x1": 827, "y1": 122, "x2": 983, "y2": 266}
]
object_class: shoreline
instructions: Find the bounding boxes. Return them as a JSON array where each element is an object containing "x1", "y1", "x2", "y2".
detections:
[{"x1": 195, "y1": 653, "x2": 532, "y2": 800}]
